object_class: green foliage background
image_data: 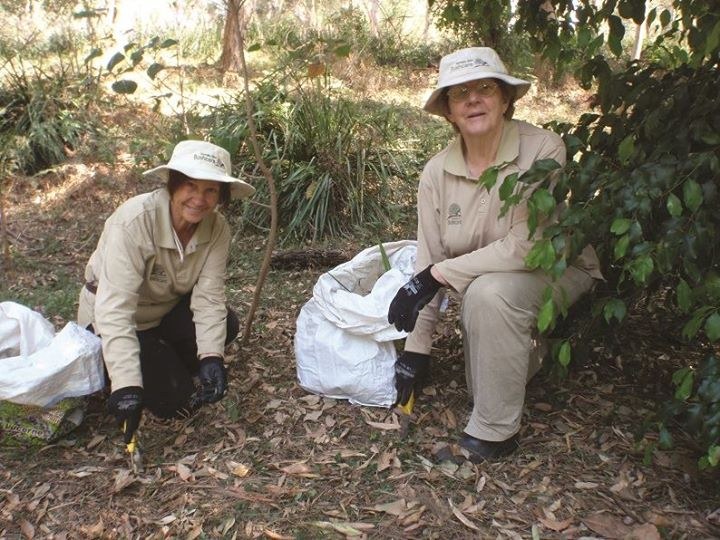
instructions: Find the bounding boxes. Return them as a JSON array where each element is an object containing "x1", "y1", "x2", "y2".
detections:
[{"x1": 431, "y1": 0, "x2": 719, "y2": 466}]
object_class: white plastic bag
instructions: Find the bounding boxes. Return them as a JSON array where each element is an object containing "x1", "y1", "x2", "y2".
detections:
[
  {"x1": 295, "y1": 240, "x2": 416, "y2": 407},
  {"x1": 0, "y1": 301, "x2": 55, "y2": 359},
  {"x1": 0, "y1": 302, "x2": 105, "y2": 407}
]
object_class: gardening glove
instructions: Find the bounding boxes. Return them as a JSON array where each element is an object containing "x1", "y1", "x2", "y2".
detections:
[
  {"x1": 393, "y1": 351, "x2": 431, "y2": 407},
  {"x1": 388, "y1": 265, "x2": 443, "y2": 333},
  {"x1": 107, "y1": 386, "x2": 143, "y2": 444},
  {"x1": 198, "y1": 356, "x2": 227, "y2": 404}
]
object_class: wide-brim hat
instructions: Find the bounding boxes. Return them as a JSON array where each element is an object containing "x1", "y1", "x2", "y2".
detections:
[
  {"x1": 143, "y1": 140, "x2": 256, "y2": 200},
  {"x1": 424, "y1": 47, "x2": 531, "y2": 117}
]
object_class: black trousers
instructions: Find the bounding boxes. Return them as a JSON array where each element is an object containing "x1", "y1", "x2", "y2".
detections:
[{"x1": 99, "y1": 295, "x2": 239, "y2": 418}]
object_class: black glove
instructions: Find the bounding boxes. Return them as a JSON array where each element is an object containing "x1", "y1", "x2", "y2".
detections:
[
  {"x1": 198, "y1": 356, "x2": 227, "y2": 404},
  {"x1": 393, "y1": 351, "x2": 431, "y2": 407},
  {"x1": 107, "y1": 386, "x2": 143, "y2": 444},
  {"x1": 388, "y1": 265, "x2": 443, "y2": 332}
]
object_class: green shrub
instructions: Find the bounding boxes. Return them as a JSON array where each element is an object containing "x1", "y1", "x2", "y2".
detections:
[
  {"x1": 210, "y1": 78, "x2": 423, "y2": 243},
  {"x1": 480, "y1": 0, "x2": 720, "y2": 466},
  {"x1": 0, "y1": 65, "x2": 91, "y2": 175}
]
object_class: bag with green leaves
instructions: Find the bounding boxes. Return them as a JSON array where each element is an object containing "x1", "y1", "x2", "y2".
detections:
[{"x1": 0, "y1": 302, "x2": 105, "y2": 444}]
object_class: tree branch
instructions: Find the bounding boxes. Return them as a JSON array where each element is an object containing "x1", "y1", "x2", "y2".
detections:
[{"x1": 236, "y1": 23, "x2": 279, "y2": 345}]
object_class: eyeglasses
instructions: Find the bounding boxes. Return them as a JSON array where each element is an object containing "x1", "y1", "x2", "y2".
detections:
[{"x1": 447, "y1": 80, "x2": 499, "y2": 102}]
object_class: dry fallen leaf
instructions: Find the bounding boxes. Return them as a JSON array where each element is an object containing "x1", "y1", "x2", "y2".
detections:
[
  {"x1": 448, "y1": 498, "x2": 480, "y2": 531},
  {"x1": 86, "y1": 434, "x2": 106, "y2": 450},
  {"x1": 157, "y1": 514, "x2": 177, "y2": 525},
  {"x1": 82, "y1": 519, "x2": 105, "y2": 537},
  {"x1": 575, "y1": 481, "x2": 599, "y2": 489},
  {"x1": 112, "y1": 469, "x2": 137, "y2": 493},
  {"x1": 583, "y1": 512, "x2": 632, "y2": 538},
  {"x1": 364, "y1": 419, "x2": 401, "y2": 431},
  {"x1": 299, "y1": 394, "x2": 321, "y2": 406},
  {"x1": 20, "y1": 519, "x2": 34, "y2": 539},
  {"x1": 626, "y1": 523, "x2": 661, "y2": 540},
  {"x1": 280, "y1": 462, "x2": 318, "y2": 477},
  {"x1": 377, "y1": 449, "x2": 397, "y2": 473},
  {"x1": 372, "y1": 499, "x2": 406, "y2": 516},
  {"x1": 32, "y1": 483, "x2": 51, "y2": 499},
  {"x1": 176, "y1": 462, "x2": 193, "y2": 481},
  {"x1": 538, "y1": 516, "x2": 573, "y2": 532},
  {"x1": 263, "y1": 529, "x2": 293, "y2": 539},
  {"x1": 533, "y1": 402, "x2": 553, "y2": 412},
  {"x1": 304, "y1": 410, "x2": 322, "y2": 422},
  {"x1": 313, "y1": 521, "x2": 374, "y2": 536},
  {"x1": 5, "y1": 492, "x2": 20, "y2": 512},
  {"x1": 227, "y1": 460, "x2": 251, "y2": 478}
]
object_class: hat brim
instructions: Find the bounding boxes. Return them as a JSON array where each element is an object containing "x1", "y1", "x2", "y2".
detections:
[
  {"x1": 143, "y1": 165, "x2": 256, "y2": 200},
  {"x1": 423, "y1": 72, "x2": 531, "y2": 117}
]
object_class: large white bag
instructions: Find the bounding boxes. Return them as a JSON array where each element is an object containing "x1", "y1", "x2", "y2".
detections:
[
  {"x1": 295, "y1": 240, "x2": 416, "y2": 407},
  {"x1": 0, "y1": 302, "x2": 105, "y2": 407}
]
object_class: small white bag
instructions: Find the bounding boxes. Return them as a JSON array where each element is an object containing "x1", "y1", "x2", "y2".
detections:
[
  {"x1": 294, "y1": 241, "x2": 416, "y2": 407},
  {"x1": 0, "y1": 302, "x2": 105, "y2": 407}
]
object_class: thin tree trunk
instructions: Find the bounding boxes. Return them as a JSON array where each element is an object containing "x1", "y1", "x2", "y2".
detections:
[
  {"x1": 221, "y1": 0, "x2": 248, "y2": 73},
  {"x1": 0, "y1": 181, "x2": 11, "y2": 273},
  {"x1": 632, "y1": 21, "x2": 646, "y2": 60},
  {"x1": 364, "y1": 0, "x2": 380, "y2": 38},
  {"x1": 237, "y1": 27, "x2": 279, "y2": 345}
]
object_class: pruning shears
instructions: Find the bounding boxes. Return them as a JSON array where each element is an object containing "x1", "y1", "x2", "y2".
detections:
[
  {"x1": 396, "y1": 391, "x2": 416, "y2": 439},
  {"x1": 397, "y1": 391, "x2": 415, "y2": 415},
  {"x1": 123, "y1": 421, "x2": 144, "y2": 474}
]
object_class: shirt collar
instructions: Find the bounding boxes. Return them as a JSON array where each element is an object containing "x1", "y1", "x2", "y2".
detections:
[
  {"x1": 156, "y1": 189, "x2": 177, "y2": 249},
  {"x1": 444, "y1": 119, "x2": 520, "y2": 179}
]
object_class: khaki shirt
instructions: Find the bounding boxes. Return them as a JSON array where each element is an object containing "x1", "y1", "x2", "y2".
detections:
[
  {"x1": 77, "y1": 188, "x2": 231, "y2": 391},
  {"x1": 405, "y1": 120, "x2": 603, "y2": 354}
]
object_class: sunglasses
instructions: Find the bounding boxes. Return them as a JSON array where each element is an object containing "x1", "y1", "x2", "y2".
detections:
[{"x1": 447, "y1": 80, "x2": 499, "y2": 102}]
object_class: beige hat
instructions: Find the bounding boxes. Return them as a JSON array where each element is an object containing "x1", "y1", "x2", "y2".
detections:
[
  {"x1": 143, "y1": 140, "x2": 256, "y2": 200},
  {"x1": 424, "y1": 47, "x2": 531, "y2": 117}
]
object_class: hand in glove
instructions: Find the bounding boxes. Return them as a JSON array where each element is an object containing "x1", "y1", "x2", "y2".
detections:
[
  {"x1": 393, "y1": 351, "x2": 431, "y2": 407},
  {"x1": 107, "y1": 386, "x2": 143, "y2": 444},
  {"x1": 388, "y1": 265, "x2": 442, "y2": 332},
  {"x1": 198, "y1": 356, "x2": 227, "y2": 404}
]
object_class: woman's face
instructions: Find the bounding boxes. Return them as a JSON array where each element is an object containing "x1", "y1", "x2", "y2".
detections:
[
  {"x1": 170, "y1": 178, "x2": 221, "y2": 228},
  {"x1": 445, "y1": 78, "x2": 509, "y2": 139}
]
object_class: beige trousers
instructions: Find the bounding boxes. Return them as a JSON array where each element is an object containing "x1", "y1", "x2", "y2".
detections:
[{"x1": 460, "y1": 266, "x2": 595, "y2": 441}]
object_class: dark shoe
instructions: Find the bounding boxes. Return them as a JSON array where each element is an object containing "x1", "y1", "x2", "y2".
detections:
[{"x1": 458, "y1": 433, "x2": 519, "y2": 463}]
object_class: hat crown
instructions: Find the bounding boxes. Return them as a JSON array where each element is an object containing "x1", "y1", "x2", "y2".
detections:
[
  {"x1": 170, "y1": 140, "x2": 231, "y2": 176},
  {"x1": 438, "y1": 47, "x2": 508, "y2": 89}
]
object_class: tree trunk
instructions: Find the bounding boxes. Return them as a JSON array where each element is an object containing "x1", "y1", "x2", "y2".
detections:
[
  {"x1": 236, "y1": 28, "x2": 280, "y2": 346},
  {"x1": 0, "y1": 180, "x2": 11, "y2": 273},
  {"x1": 221, "y1": 0, "x2": 250, "y2": 73},
  {"x1": 632, "y1": 21, "x2": 646, "y2": 60},
  {"x1": 364, "y1": 0, "x2": 380, "y2": 38}
]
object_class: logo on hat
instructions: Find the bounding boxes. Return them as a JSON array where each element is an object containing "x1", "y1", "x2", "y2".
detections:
[
  {"x1": 450, "y1": 58, "x2": 489, "y2": 72},
  {"x1": 193, "y1": 152, "x2": 225, "y2": 171}
]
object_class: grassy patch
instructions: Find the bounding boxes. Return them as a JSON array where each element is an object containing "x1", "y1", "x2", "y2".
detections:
[{"x1": 1, "y1": 258, "x2": 79, "y2": 324}]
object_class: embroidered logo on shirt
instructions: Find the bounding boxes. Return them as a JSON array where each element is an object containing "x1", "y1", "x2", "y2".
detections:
[
  {"x1": 447, "y1": 203, "x2": 462, "y2": 225},
  {"x1": 149, "y1": 263, "x2": 169, "y2": 284}
]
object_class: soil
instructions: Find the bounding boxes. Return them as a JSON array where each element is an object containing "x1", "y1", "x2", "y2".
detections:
[{"x1": 1, "y1": 72, "x2": 719, "y2": 539}]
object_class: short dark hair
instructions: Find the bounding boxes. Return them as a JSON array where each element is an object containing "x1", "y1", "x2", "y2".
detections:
[
  {"x1": 167, "y1": 169, "x2": 231, "y2": 207},
  {"x1": 496, "y1": 80, "x2": 516, "y2": 120}
]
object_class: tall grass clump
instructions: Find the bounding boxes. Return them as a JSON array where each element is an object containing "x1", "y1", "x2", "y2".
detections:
[
  {"x1": 209, "y1": 78, "x2": 425, "y2": 243},
  {"x1": 0, "y1": 62, "x2": 93, "y2": 175}
]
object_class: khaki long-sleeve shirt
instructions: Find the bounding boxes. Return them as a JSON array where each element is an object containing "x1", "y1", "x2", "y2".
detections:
[
  {"x1": 405, "y1": 120, "x2": 603, "y2": 355},
  {"x1": 77, "y1": 188, "x2": 231, "y2": 391}
]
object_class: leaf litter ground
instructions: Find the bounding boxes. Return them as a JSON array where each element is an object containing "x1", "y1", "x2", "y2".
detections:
[{"x1": 2, "y1": 106, "x2": 720, "y2": 540}]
